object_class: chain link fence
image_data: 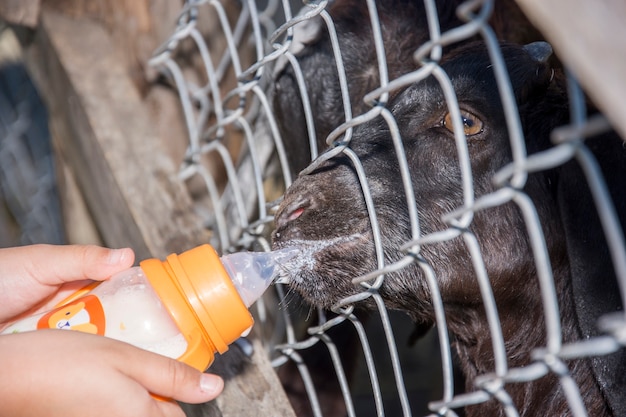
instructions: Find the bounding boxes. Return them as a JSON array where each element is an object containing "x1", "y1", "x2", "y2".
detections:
[{"x1": 149, "y1": 1, "x2": 626, "y2": 416}]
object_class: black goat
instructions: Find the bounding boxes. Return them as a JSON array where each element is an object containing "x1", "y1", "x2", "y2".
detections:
[
  {"x1": 272, "y1": 0, "x2": 544, "y2": 176},
  {"x1": 272, "y1": 39, "x2": 626, "y2": 416}
]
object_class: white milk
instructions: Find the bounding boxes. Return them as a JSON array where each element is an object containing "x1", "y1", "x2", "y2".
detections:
[
  {"x1": 1, "y1": 272, "x2": 188, "y2": 360},
  {"x1": 99, "y1": 283, "x2": 188, "y2": 359}
]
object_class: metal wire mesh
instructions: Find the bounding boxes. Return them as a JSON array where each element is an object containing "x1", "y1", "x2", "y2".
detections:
[{"x1": 149, "y1": 1, "x2": 626, "y2": 416}]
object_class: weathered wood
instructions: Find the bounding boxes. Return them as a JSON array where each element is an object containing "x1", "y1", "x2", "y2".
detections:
[
  {"x1": 17, "y1": 5, "x2": 296, "y2": 417},
  {"x1": 52, "y1": 137, "x2": 103, "y2": 246},
  {"x1": 37, "y1": 0, "x2": 179, "y2": 93},
  {"x1": 0, "y1": 0, "x2": 40, "y2": 27},
  {"x1": 19, "y1": 7, "x2": 206, "y2": 260},
  {"x1": 215, "y1": 338, "x2": 297, "y2": 417},
  {"x1": 514, "y1": 0, "x2": 626, "y2": 140}
]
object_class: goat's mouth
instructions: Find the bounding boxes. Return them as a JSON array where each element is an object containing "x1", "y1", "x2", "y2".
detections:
[
  {"x1": 271, "y1": 184, "x2": 377, "y2": 305},
  {"x1": 271, "y1": 233, "x2": 367, "y2": 284},
  {"x1": 271, "y1": 231, "x2": 382, "y2": 310}
]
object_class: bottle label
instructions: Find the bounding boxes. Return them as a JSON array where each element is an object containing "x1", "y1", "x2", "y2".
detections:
[{"x1": 37, "y1": 295, "x2": 106, "y2": 335}]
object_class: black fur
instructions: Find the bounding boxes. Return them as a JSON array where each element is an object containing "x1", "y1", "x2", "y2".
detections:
[
  {"x1": 272, "y1": 40, "x2": 626, "y2": 416},
  {"x1": 273, "y1": 0, "x2": 465, "y2": 175},
  {"x1": 272, "y1": 0, "x2": 542, "y2": 176}
]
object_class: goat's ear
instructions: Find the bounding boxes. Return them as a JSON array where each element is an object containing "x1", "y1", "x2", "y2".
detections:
[
  {"x1": 523, "y1": 41, "x2": 553, "y2": 63},
  {"x1": 513, "y1": 42, "x2": 556, "y2": 105},
  {"x1": 272, "y1": 8, "x2": 324, "y2": 77},
  {"x1": 556, "y1": 132, "x2": 626, "y2": 416}
]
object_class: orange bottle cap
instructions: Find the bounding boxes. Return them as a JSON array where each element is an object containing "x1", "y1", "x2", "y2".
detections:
[{"x1": 140, "y1": 244, "x2": 254, "y2": 371}]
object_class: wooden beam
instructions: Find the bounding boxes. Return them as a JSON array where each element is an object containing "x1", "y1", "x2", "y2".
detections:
[
  {"x1": 0, "y1": 0, "x2": 40, "y2": 27},
  {"x1": 514, "y1": 0, "x2": 626, "y2": 140},
  {"x1": 19, "y1": 7, "x2": 208, "y2": 260}
]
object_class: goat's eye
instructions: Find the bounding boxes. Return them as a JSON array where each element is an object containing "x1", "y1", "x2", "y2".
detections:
[{"x1": 443, "y1": 110, "x2": 484, "y2": 136}]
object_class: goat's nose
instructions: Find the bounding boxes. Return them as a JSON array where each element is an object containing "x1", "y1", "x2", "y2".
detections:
[{"x1": 275, "y1": 196, "x2": 309, "y2": 232}]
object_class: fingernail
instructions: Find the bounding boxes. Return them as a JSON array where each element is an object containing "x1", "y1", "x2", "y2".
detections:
[
  {"x1": 107, "y1": 248, "x2": 129, "y2": 265},
  {"x1": 200, "y1": 374, "x2": 224, "y2": 395}
]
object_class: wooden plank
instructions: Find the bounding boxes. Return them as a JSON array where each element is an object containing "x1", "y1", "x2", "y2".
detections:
[
  {"x1": 39, "y1": 0, "x2": 181, "y2": 93},
  {"x1": 52, "y1": 137, "x2": 103, "y2": 246},
  {"x1": 19, "y1": 7, "x2": 207, "y2": 260},
  {"x1": 514, "y1": 0, "x2": 626, "y2": 140},
  {"x1": 0, "y1": 0, "x2": 40, "y2": 27},
  {"x1": 182, "y1": 337, "x2": 298, "y2": 417},
  {"x1": 17, "y1": 6, "x2": 296, "y2": 417},
  {"x1": 215, "y1": 338, "x2": 297, "y2": 417}
]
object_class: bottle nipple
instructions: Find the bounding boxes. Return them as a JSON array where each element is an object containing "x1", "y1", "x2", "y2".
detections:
[{"x1": 220, "y1": 248, "x2": 298, "y2": 307}]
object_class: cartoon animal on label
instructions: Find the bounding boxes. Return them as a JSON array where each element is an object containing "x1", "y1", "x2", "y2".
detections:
[{"x1": 37, "y1": 295, "x2": 105, "y2": 336}]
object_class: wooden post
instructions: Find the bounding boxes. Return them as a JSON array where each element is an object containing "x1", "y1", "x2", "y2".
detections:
[
  {"x1": 17, "y1": 8, "x2": 205, "y2": 259},
  {"x1": 514, "y1": 0, "x2": 626, "y2": 140},
  {"x1": 0, "y1": 0, "x2": 40, "y2": 27}
]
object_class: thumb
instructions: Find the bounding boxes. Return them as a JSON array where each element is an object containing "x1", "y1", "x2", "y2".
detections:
[
  {"x1": 125, "y1": 351, "x2": 224, "y2": 403},
  {"x1": 22, "y1": 244, "x2": 135, "y2": 284}
]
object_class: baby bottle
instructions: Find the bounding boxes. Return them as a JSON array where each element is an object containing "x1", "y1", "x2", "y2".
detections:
[{"x1": 1, "y1": 244, "x2": 294, "y2": 372}]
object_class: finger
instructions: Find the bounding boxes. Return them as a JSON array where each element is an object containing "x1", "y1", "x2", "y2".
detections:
[
  {"x1": 152, "y1": 397, "x2": 188, "y2": 417},
  {"x1": 21, "y1": 244, "x2": 135, "y2": 284},
  {"x1": 121, "y1": 349, "x2": 224, "y2": 404},
  {"x1": 150, "y1": 360, "x2": 224, "y2": 404}
]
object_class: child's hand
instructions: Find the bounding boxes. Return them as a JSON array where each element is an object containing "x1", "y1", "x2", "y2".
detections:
[
  {"x1": 0, "y1": 244, "x2": 225, "y2": 416},
  {"x1": 0, "y1": 244, "x2": 134, "y2": 326},
  {"x1": 0, "y1": 330, "x2": 224, "y2": 417}
]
